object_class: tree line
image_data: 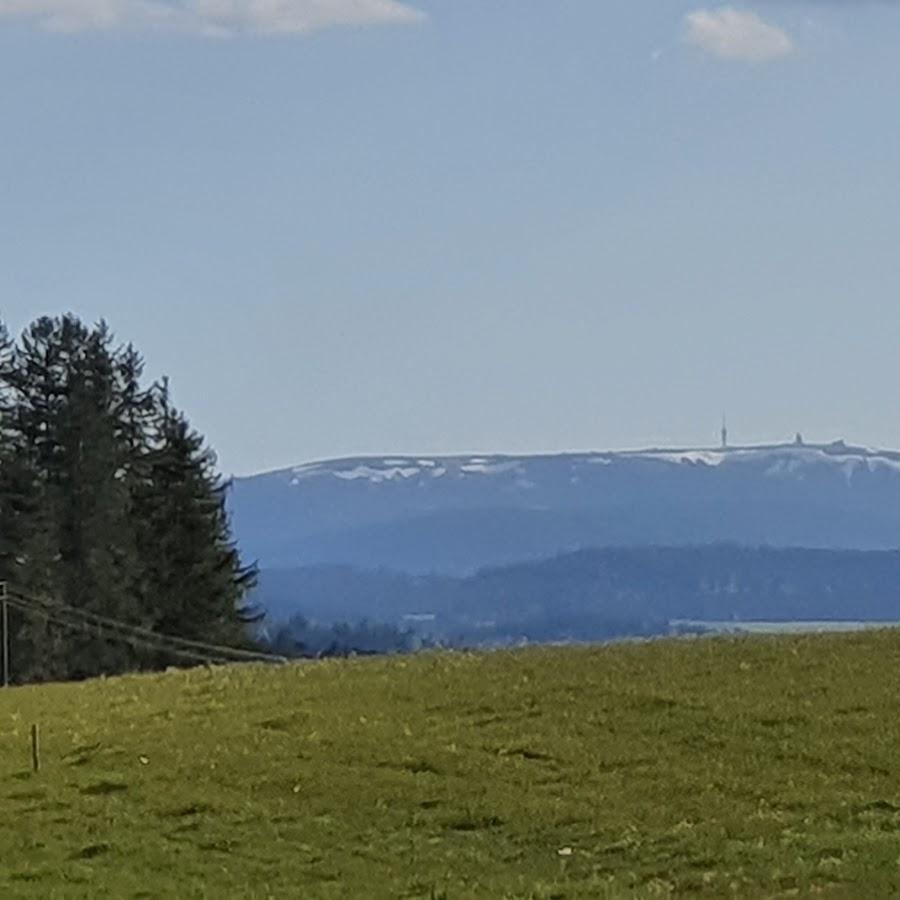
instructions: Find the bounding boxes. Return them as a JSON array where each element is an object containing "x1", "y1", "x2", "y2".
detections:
[
  {"x1": 0, "y1": 314, "x2": 257, "y2": 684},
  {"x1": 267, "y1": 615, "x2": 425, "y2": 659},
  {"x1": 255, "y1": 544, "x2": 900, "y2": 648}
]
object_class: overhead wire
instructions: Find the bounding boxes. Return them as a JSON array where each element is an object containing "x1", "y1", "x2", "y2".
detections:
[
  {"x1": 4, "y1": 595, "x2": 229, "y2": 666},
  {"x1": 5, "y1": 588, "x2": 287, "y2": 666},
  {"x1": 8, "y1": 588, "x2": 286, "y2": 663}
]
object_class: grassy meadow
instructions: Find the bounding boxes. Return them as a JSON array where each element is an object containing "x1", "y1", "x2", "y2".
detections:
[{"x1": 2, "y1": 632, "x2": 900, "y2": 897}]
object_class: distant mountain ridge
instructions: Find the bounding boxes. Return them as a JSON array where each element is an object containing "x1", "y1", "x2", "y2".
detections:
[{"x1": 230, "y1": 439, "x2": 900, "y2": 575}]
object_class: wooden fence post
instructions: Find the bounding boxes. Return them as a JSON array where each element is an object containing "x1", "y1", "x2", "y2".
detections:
[{"x1": 1, "y1": 583, "x2": 8, "y2": 688}]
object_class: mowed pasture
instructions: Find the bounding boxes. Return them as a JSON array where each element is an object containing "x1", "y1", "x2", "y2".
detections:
[{"x1": 2, "y1": 634, "x2": 900, "y2": 898}]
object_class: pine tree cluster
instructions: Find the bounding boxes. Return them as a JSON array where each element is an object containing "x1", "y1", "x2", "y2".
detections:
[{"x1": 0, "y1": 315, "x2": 257, "y2": 684}]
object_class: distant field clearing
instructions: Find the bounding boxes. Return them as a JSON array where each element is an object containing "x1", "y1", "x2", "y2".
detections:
[{"x1": 672, "y1": 619, "x2": 900, "y2": 635}]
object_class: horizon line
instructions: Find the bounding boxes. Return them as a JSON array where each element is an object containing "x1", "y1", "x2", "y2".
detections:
[{"x1": 233, "y1": 436, "x2": 899, "y2": 480}]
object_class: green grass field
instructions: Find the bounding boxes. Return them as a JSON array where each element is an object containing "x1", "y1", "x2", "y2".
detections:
[{"x1": 2, "y1": 632, "x2": 900, "y2": 898}]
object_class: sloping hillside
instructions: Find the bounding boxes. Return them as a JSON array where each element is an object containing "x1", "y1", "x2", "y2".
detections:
[
  {"x1": 230, "y1": 441, "x2": 900, "y2": 574},
  {"x1": 253, "y1": 546, "x2": 900, "y2": 641},
  {"x1": 3, "y1": 632, "x2": 900, "y2": 896}
]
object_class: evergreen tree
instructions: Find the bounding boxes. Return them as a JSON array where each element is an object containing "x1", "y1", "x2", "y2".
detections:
[
  {"x1": 0, "y1": 313, "x2": 258, "y2": 683},
  {"x1": 135, "y1": 383, "x2": 258, "y2": 657},
  {"x1": 53, "y1": 320, "x2": 144, "y2": 677},
  {"x1": 0, "y1": 317, "x2": 70, "y2": 681}
]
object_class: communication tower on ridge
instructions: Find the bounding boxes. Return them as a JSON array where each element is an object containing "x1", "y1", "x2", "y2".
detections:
[{"x1": 721, "y1": 415, "x2": 728, "y2": 450}]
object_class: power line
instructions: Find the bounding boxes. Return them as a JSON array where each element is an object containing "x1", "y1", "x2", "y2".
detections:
[
  {"x1": 4, "y1": 596, "x2": 231, "y2": 666},
  {"x1": 1, "y1": 587, "x2": 287, "y2": 679},
  {"x1": 8, "y1": 589, "x2": 286, "y2": 664}
]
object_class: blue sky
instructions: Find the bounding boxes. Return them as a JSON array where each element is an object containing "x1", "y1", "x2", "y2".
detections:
[{"x1": 2, "y1": 1, "x2": 900, "y2": 475}]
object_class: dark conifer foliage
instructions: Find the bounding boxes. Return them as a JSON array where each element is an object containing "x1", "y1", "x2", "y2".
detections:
[
  {"x1": 0, "y1": 314, "x2": 257, "y2": 683},
  {"x1": 135, "y1": 381, "x2": 259, "y2": 657}
]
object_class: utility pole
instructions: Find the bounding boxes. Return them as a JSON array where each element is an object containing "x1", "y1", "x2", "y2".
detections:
[{"x1": 1, "y1": 582, "x2": 8, "y2": 688}]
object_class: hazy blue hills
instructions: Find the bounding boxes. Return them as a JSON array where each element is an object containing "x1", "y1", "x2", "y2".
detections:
[
  {"x1": 231, "y1": 440, "x2": 900, "y2": 576},
  {"x1": 253, "y1": 546, "x2": 900, "y2": 646},
  {"x1": 233, "y1": 440, "x2": 900, "y2": 642}
]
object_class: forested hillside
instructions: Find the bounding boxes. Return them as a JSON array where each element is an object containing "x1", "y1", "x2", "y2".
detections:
[
  {"x1": 0, "y1": 315, "x2": 256, "y2": 683},
  {"x1": 256, "y1": 545, "x2": 900, "y2": 647}
]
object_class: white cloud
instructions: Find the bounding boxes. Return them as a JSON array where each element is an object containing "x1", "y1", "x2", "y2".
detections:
[
  {"x1": 685, "y1": 7, "x2": 794, "y2": 62},
  {"x1": 0, "y1": 0, "x2": 426, "y2": 36}
]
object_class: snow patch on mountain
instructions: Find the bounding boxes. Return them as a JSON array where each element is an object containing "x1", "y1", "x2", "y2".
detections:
[
  {"x1": 633, "y1": 444, "x2": 900, "y2": 481},
  {"x1": 230, "y1": 438, "x2": 900, "y2": 575},
  {"x1": 334, "y1": 465, "x2": 421, "y2": 483},
  {"x1": 275, "y1": 441, "x2": 900, "y2": 488},
  {"x1": 460, "y1": 461, "x2": 522, "y2": 476}
]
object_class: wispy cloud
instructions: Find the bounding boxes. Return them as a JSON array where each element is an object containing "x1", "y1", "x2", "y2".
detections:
[
  {"x1": 686, "y1": 7, "x2": 794, "y2": 62},
  {"x1": 0, "y1": 0, "x2": 426, "y2": 36}
]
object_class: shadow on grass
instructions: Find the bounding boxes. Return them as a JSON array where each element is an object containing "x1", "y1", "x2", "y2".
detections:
[
  {"x1": 378, "y1": 757, "x2": 443, "y2": 776},
  {"x1": 258, "y1": 713, "x2": 308, "y2": 732},
  {"x1": 7, "y1": 788, "x2": 47, "y2": 802},
  {"x1": 442, "y1": 812, "x2": 504, "y2": 832},
  {"x1": 70, "y1": 842, "x2": 112, "y2": 860},
  {"x1": 81, "y1": 780, "x2": 128, "y2": 796},
  {"x1": 162, "y1": 802, "x2": 214, "y2": 818}
]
